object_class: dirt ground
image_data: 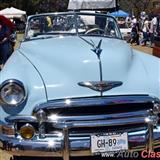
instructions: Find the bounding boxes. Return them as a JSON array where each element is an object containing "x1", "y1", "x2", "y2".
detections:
[
  {"x1": 132, "y1": 44, "x2": 153, "y2": 55},
  {"x1": 0, "y1": 150, "x2": 12, "y2": 160}
]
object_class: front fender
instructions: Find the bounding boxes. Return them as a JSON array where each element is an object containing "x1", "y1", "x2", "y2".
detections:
[
  {"x1": 133, "y1": 50, "x2": 160, "y2": 98},
  {"x1": 0, "y1": 50, "x2": 47, "y2": 121}
]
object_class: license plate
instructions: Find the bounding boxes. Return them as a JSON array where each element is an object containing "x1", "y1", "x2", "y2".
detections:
[{"x1": 91, "y1": 133, "x2": 128, "y2": 153}]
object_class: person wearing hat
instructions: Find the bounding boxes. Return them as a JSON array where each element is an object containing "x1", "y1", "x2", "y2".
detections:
[{"x1": 0, "y1": 20, "x2": 12, "y2": 69}]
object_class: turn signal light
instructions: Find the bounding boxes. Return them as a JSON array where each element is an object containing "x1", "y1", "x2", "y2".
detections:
[{"x1": 20, "y1": 124, "x2": 35, "y2": 140}]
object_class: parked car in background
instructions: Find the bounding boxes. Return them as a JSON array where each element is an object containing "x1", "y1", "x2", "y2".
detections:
[
  {"x1": 153, "y1": 16, "x2": 160, "y2": 57},
  {"x1": 0, "y1": 12, "x2": 160, "y2": 160}
]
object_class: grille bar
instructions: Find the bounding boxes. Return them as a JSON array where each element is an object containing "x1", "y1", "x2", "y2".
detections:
[{"x1": 33, "y1": 95, "x2": 157, "y2": 115}]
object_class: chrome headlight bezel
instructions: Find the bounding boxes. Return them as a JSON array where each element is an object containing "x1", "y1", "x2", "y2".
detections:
[{"x1": 0, "y1": 79, "x2": 27, "y2": 106}]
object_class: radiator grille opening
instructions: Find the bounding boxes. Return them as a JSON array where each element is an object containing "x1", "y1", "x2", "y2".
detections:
[{"x1": 46, "y1": 102, "x2": 153, "y2": 116}]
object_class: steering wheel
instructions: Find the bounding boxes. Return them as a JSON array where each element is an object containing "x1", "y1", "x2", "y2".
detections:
[{"x1": 85, "y1": 28, "x2": 104, "y2": 35}]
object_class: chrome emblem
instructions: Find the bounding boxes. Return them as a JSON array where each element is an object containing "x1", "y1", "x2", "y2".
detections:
[{"x1": 78, "y1": 81, "x2": 123, "y2": 92}]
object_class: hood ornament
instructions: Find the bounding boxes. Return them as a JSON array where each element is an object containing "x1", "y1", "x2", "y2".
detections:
[
  {"x1": 91, "y1": 39, "x2": 102, "y2": 58},
  {"x1": 78, "y1": 81, "x2": 123, "y2": 92},
  {"x1": 79, "y1": 36, "x2": 103, "y2": 58}
]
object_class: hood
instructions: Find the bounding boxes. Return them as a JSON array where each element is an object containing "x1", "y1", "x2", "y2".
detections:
[{"x1": 20, "y1": 36, "x2": 152, "y2": 100}]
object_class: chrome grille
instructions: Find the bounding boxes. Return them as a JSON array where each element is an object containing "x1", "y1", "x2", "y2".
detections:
[
  {"x1": 32, "y1": 95, "x2": 158, "y2": 130},
  {"x1": 34, "y1": 95, "x2": 156, "y2": 116}
]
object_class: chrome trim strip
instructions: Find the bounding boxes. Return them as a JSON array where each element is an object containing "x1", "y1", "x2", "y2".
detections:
[
  {"x1": 47, "y1": 110, "x2": 149, "y2": 122},
  {"x1": 51, "y1": 117, "x2": 147, "y2": 129},
  {"x1": 33, "y1": 95, "x2": 158, "y2": 113},
  {"x1": 5, "y1": 116, "x2": 37, "y2": 123},
  {"x1": 5, "y1": 113, "x2": 149, "y2": 129},
  {"x1": 6, "y1": 110, "x2": 149, "y2": 123},
  {"x1": 36, "y1": 109, "x2": 47, "y2": 138}
]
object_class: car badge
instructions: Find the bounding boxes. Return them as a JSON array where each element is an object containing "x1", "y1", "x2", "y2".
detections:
[{"x1": 78, "y1": 81, "x2": 123, "y2": 92}]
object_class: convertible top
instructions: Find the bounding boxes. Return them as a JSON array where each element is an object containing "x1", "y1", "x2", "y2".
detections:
[{"x1": 68, "y1": 0, "x2": 117, "y2": 10}]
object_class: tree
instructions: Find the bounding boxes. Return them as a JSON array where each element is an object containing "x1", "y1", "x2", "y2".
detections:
[
  {"x1": 1, "y1": 0, "x2": 155, "y2": 16},
  {"x1": 0, "y1": 0, "x2": 69, "y2": 15},
  {"x1": 119, "y1": 0, "x2": 154, "y2": 18}
]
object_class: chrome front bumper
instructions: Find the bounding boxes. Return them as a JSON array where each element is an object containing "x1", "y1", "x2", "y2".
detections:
[
  {"x1": 1, "y1": 125, "x2": 160, "y2": 158},
  {"x1": 1, "y1": 96, "x2": 160, "y2": 160}
]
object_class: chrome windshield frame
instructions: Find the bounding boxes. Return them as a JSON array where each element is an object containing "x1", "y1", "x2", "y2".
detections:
[{"x1": 24, "y1": 12, "x2": 122, "y2": 40}]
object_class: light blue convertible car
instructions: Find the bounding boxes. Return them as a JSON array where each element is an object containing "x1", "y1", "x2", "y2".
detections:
[{"x1": 0, "y1": 12, "x2": 160, "y2": 160}]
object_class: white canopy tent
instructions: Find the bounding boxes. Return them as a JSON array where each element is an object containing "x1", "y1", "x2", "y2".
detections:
[
  {"x1": 68, "y1": 0, "x2": 117, "y2": 10},
  {"x1": 0, "y1": 7, "x2": 26, "y2": 19}
]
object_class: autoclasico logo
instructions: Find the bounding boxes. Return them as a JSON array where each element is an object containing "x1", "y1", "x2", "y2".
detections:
[
  {"x1": 141, "y1": 150, "x2": 160, "y2": 158},
  {"x1": 100, "y1": 150, "x2": 160, "y2": 158}
]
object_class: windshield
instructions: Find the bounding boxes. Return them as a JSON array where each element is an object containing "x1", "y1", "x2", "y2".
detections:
[{"x1": 25, "y1": 12, "x2": 122, "y2": 39}]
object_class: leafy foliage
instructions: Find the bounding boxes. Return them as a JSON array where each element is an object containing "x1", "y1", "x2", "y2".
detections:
[
  {"x1": 0, "y1": 0, "x2": 158, "y2": 16},
  {"x1": 0, "y1": 0, "x2": 69, "y2": 15},
  {"x1": 119, "y1": 0, "x2": 155, "y2": 17}
]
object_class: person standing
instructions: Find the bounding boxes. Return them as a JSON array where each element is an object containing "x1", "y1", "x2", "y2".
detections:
[
  {"x1": 130, "y1": 21, "x2": 140, "y2": 45},
  {"x1": 0, "y1": 20, "x2": 12, "y2": 67},
  {"x1": 131, "y1": 16, "x2": 137, "y2": 26},
  {"x1": 149, "y1": 16, "x2": 157, "y2": 47},
  {"x1": 141, "y1": 17, "x2": 149, "y2": 46}
]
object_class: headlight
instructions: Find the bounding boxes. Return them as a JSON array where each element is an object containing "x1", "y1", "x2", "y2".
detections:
[{"x1": 0, "y1": 79, "x2": 26, "y2": 106}]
